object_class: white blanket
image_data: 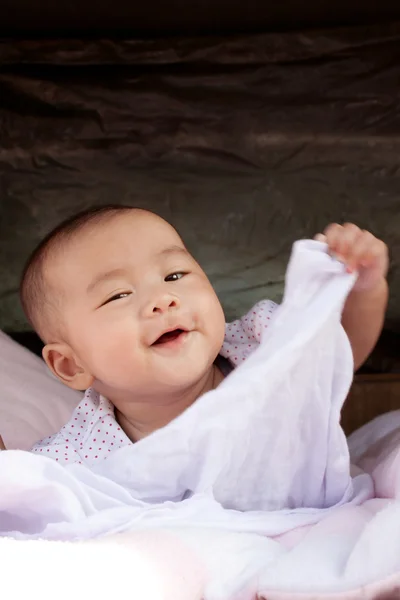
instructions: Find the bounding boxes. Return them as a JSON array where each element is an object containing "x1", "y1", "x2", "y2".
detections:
[{"x1": 1, "y1": 240, "x2": 400, "y2": 600}]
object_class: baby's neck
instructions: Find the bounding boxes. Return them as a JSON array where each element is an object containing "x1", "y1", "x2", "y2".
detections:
[{"x1": 113, "y1": 364, "x2": 224, "y2": 443}]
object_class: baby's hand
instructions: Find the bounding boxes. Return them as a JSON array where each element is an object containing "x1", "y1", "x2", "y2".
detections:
[
  {"x1": 315, "y1": 223, "x2": 389, "y2": 292},
  {"x1": 0, "y1": 435, "x2": 5, "y2": 450}
]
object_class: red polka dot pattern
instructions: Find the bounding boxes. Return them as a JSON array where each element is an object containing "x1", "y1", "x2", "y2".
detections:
[
  {"x1": 221, "y1": 299, "x2": 278, "y2": 365},
  {"x1": 31, "y1": 389, "x2": 132, "y2": 466}
]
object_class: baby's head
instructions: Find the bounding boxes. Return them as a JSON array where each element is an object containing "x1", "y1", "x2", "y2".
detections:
[{"x1": 20, "y1": 206, "x2": 226, "y2": 404}]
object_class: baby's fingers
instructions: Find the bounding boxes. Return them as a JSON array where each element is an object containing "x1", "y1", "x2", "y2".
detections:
[
  {"x1": 324, "y1": 223, "x2": 362, "y2": 259},
  {"x1": 345, "y1": 231, "x2": 379, "y2": 272},
  {"x1": 314, "y1": 233, "x2": 327, "y2": 243}
]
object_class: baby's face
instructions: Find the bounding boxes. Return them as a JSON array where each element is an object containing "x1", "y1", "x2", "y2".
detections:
[{"x1": 47, "y1": 211, "x2": 226, "y2": 399}]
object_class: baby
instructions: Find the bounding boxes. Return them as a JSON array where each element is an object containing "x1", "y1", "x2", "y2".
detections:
[{"x1": 17, "y1": 206, "x2": 388, "y2": 463}]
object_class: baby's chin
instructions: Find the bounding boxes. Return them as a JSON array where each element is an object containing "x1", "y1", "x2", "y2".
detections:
[
  {"x1": 150, "y1": 360, "x2": 215, "y2": 392},
  {"x1": 92, "y1": 356, "x2": 215, "y2": 399}
]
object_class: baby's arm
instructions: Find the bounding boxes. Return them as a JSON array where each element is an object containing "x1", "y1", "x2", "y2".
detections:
[
  {"x1": 316, "y1": 223, "x2": 389, "y2": 371},
  {"x1": 0, "y1": 435, "x2": 5, "y2": 450},
  {"x1": 341, "y1": 278, "x2": 388, "y2": 371}
]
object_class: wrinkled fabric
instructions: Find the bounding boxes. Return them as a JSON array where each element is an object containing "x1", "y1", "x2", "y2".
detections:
[{"x1": 1, "y1": 25, "x2": 400, "y2": 352}]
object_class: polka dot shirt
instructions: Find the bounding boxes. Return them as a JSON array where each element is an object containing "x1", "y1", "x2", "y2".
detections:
[
  {"x1": 31, "y1": 389, "x2": 131, "y2": 467},
  {"x1": 31, "y1": 299, "x2": 278, "y2": 466},
  {"x1": 221, "y1": 299, "x2": 278, "y2": 365}
]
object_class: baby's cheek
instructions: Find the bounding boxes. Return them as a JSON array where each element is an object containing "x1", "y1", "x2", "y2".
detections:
[
  {"x1": 203, "y1": 293, "x2": 226, "y2": 347},
  {"x1": 86, "y1": 321, "x2": 143, "y2": 381}
]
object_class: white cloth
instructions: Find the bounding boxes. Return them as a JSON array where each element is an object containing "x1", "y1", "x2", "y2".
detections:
[
  {"x1": 31, "y1": 300, "x2": 278, "y2": 466},
  {"x1": 4, "y1": 239, "x2": 395, "y2": 600},
  {"x1": 31, "y1": 239, "x2": 364, "y2": 511},
  {"x1": 2, "y1": 239, "x2": 370, "y2": 520}
]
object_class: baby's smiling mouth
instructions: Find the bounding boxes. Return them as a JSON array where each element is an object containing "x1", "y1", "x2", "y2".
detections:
[{"x1": 152, "y1": 328, "x2": 187, "y2": 346}]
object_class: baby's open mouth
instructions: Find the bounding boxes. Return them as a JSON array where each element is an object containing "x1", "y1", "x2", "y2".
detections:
[{"x1": 152, "y1": 328, "x2": 186, "y2": 345}]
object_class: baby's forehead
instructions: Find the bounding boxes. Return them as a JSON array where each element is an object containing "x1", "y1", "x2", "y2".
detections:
[
  {"x1": 90, "y1": 210, "x2": 181, "y2": 244},
  {"x1": 47, "y1": 212, "x2": 187, "y2": 283},
  {"x1": 65, "y1": 211, "x2": 180, "y2": 250}
]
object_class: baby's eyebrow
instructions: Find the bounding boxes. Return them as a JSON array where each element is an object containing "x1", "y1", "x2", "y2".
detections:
[
  {"x1": 157, "y1": 245, "x2": 188, "y2": 258},
  {"x1": 86, "y1": 268, "x2": 127, "y2": 294}
]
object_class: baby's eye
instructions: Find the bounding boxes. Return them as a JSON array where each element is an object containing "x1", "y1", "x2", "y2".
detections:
[
  {"x1": 165, "y1": 272, "x2": 186, "y2": 282},
  {"x1": 102, "y1": 292, "x2": 131, "y2": 306}
]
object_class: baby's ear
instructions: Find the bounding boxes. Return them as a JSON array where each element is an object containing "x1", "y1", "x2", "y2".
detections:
[{"x1": 42, "y1": 343, "x2": 94, "y2": 391}]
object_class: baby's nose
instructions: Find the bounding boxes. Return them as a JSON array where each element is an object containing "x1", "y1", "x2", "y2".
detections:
[{"x1": 146, "y1": 293, "x2": 180, "y2": 316}]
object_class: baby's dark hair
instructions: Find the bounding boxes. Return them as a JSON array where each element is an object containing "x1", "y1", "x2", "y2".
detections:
[{"x1": 20, "y1": 204, "x2": 137, "y2": 341}]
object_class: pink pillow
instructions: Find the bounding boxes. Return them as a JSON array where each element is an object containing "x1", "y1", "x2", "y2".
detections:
[
  {"x1": 0, "y1": 331, "x2": 81, "y2": 450},
  {"x1": 353, "y1": 416, "x2": 400, "y2": 499}
]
